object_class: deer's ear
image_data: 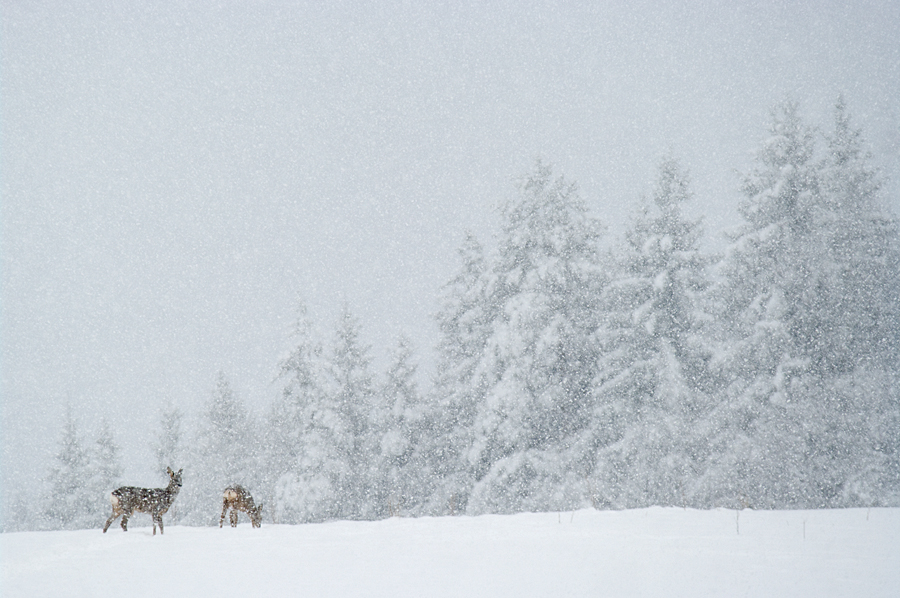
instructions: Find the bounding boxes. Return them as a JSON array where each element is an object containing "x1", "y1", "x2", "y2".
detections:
[
  {"x1": 167, "y1": 467, "x2": 174, "y2": 475},
  {"x1": 177, "y1": 469, "x2": 183, "y2": 475}
]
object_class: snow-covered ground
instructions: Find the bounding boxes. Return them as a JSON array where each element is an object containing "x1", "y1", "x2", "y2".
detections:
[{"x1": 2, "y1": 507, "x2": 897, "y2": 597}]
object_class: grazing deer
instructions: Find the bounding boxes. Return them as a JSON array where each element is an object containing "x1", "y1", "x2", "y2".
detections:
[
  {"x1": 103, "y1": 467, "x2": 183, "y2": 535},
  {"x1": 220, "y1": 485, "x2": 263, "y2": 528}
]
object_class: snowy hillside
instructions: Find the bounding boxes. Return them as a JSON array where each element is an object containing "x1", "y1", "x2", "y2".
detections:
[{"x1": 2, "y1": 508, "x2": 898, "y2": 598}]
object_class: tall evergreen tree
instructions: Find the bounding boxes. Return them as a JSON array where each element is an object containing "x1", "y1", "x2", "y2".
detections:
[
  {"x1": 267, "y1": 300, "x2": 332, "y2": 523},
  {"x1": 271, "y1": 302, "x2": 323, "y2": 469},
  {"x1": 702, "y1": 101, "x2": 823, "y2": 508},
  {"x1": 816, "y1": 96, "x2": 900, "y2": 371},
  {"x1": 326, "y1": 304, "x2": 378, "y2": 519},
  {"x1": 466, "y1": 161, "x2": 606, "y2": 514},
  {"x1": 716, "y1": 100, "x2": 820, "y2": 386},
  {"x1": 268, "y1": 304, "x2": 384, "y2": 522},
  {"x1": 697, "y1": 99, "x2": 900, "y2": 508},
  {"x1": 798, "y1": 97, "x2": 900, "y2": 506},
  {"x1": 589, "y1": 158, "x2": 711, "y2": 508},
  {"x1": 422, "y1": 232, "x2": 492, "y2": 515}
]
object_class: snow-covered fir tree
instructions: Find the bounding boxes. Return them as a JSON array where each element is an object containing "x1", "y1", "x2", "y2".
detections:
[
  {"x1": 588, "y1": 157, "x2": 711, "y2": 509},
  {"x1": 266, "y1": 300, "x2": 331, "y2": 523},
  {"x1": 267, "y1": 303, "x2": 383, "y2": 523},
  {"x1": 700, "y1": 99, "x2": 900, "y2": 508},
  {"x1": 3, "y1": 493, "x2": 32, "y2": 533},
  {"x1": 43, "y1": 407, "x2": 97, "y2": 530},
  {"x1": 816, "y1": 96, "x2": 900, "y2": 372},
  {"x1": 466, "y1": 161, "x2": 606, "y2": 514},
  {"x1": 87, "y1": 418, "x2": 122, "y2": 511},
  {"x1": 270, "y1": 301, "x2": 322, "y2": 476},
  {"x1": 377, "y1": 335, "x2": 427, "y2": 517},
  {"x1": 181, "y1": 372, "x2": 257, "y2": 525},
  {"x1": 716, "y1": 100, "x2": 820, "y2": 387},
  {"x1": 701, "y1": 101, "x2": 823, "y2": 508},
  {"x1": 154, "y1": 404, "x2": 183, "y2": 475},
  {"x1": 326, "y1": 304, "x2": 379, "y2": 519},
  {"x1": 797, "y1": 98, "x2": 900, "y2": 506},
  {"x1": 421, "y1": 233, "x2": 492, "y2": 515},
  {"x1": 152, "y1": 404, "x2": 184, "y2": 522}
]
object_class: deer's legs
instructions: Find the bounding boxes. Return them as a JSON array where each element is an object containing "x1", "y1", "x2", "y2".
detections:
[
  {"x1": 220, "y1": 502, "x2": 228, "y2": 528},
  {"x1": 230, "y1": 510, "x2": 238, "y2": 527},
  {"x1": 121, "y1": 511, "x2": 131, "y2": 531},
  {"x1": 102, "y1": 511, "x2": 120, "y2": 533}
]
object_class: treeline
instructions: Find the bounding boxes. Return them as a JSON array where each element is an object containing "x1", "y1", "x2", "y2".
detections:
[{"x1": 31, "y1": 98, "x2": 900, "y2": 531}]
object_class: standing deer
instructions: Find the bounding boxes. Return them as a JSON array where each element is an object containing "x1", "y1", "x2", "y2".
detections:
[
  {"x1": 220, "y1": 485, "x2": 263, "y2": 528},
  {"x1": 103, "y1": 467, "x2": 183, "y2": 535}
]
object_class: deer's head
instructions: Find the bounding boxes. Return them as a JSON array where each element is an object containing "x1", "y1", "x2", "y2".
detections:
[{"x1": 166, "y1": 467, "x2": 183, "y2": 489}]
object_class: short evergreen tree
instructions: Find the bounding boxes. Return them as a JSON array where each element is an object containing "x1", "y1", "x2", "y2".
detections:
[
  {"x1": 378, "y1": 335, "x2": 425, "y2": 516},
  {"x1": 44, "y1": 407, "x2": 95, "y2": 530},
  {"x1": 181, "y1": 373, "x2": 256, "y2": 525},
  {"x1": 154, "y1": 405, "x2": 183, "y2": 475},
  {"x1": 87, "y1": 418, "x2": 122, "y2": 509}
]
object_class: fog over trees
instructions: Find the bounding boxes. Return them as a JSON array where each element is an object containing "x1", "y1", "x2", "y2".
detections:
[{"x1": 17, "y1": 99, "x2": 898, "y2": 531}]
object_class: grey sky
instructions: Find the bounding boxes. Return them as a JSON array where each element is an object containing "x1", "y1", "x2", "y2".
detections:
[{"x1": 2, "y1": 1, "x2": 898, "y2": 495}]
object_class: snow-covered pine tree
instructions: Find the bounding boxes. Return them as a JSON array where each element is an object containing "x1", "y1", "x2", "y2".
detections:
[
  {"x1": 588, "y1": 157, "x2": 711, "y2": 509},
  {"x1": 377, "y1": 335, "x2": 426, "y2": 517},
  {"x1": 701, "y1": 101, "x2": 831, "y2": 509},
  {"x1": 716, "y1": 100, "x2": 820, "y2": 386},
  {"x1": 266, "y1": 300, "x2": 330, "y2": 523},
  {"x1": 701, "y1": 99, "x2": 900, "y2": 509},
  {"x1": 421, "y1": 232, "x2": 492, "y2": 515},
  {"x1": 154, "y1": 405, "x2": 183, "y2": 475},
  {"x1": 87, "y1": 418, "x2": 122, "y2": 517},
  {"x1": 817, "y1": 96, "x2": 900, "y2": 372},
  {"x1": 325, "y1": 304, "x2": 378, "y2": 520},
  {"x1": 181, "y1": 373, "x2": 257, "y2": 525},
  {"x1": 795, "y1": 97, "x2": 900, "y2": 507},
  {"x1": 466, "y1": 161, "x2": 606, "y2": 514},
  {"x1": 44, "y1": 407, "x2": 96, "y2": 530},
  {"x1": 3, "y1": 493, "x2": 32, "y2": 532},
  {"x1": 152, "y1": 404, "x2": 184, "y2": 522}
]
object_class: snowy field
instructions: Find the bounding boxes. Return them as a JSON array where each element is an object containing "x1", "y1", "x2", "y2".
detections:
[{"x1": 2, "y1": 507, "x2": 898, "y2": 597}]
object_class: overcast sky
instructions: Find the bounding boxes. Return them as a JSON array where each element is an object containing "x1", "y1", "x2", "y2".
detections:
[{"x1": 3, "y1": 1, "x2": 899, "y2": 494}]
